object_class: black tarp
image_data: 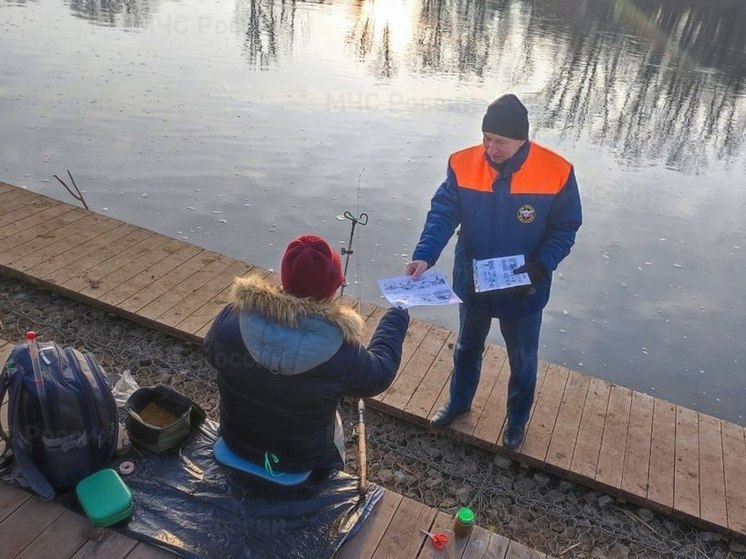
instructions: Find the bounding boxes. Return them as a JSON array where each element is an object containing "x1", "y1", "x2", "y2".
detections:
[{"x1": 3, "y1": 418, "x2": 382, "y2": 559}]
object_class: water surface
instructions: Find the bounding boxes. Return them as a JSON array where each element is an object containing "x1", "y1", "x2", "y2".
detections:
[{"x1": 1, "y1": 0, "x2": 744, "y2": 423}]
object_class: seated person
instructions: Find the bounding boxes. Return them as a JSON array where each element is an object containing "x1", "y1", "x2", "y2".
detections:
[{"x1": 204, "y1": 234, "x2": 409, "y2": 474}]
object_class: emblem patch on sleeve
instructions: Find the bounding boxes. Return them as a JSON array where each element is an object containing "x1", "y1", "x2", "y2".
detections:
[{"x1": 517, "y1": 204, "x2": 536, "y2": 223}]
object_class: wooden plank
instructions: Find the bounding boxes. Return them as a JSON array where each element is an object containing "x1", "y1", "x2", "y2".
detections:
[
  {"x1": 0, "y1": 206, "x2": 84, "y2": 250},
  {"x1": 722, "y1": 421, "x2": 746, "y2": 534},
  {"x1": 698, "y1": 413, "x2": 727, "y2": 528},
  {"x1": 43, "y1": 227, "x2": 151, "y2": 285},
  {"x1": 0, "y1": 483, "x2": 32, "y2": 523},
  {"x1": 362, "y1": 307, "x2": 388, "y2": 346},
  {"x1": 518, "y1": 364, "x2": 569, "y2": 460},
  {"x1": 0, "y1": 194, "x2": 59, "y2": 230},
  {"x1": 334, "y1": 491, "x2": 404, "y2": 559},
  {"x1": 16, "y1": 508, "x2": 89, "y2": 559},
  {"x1": 158, "y1": 259, "x2": 250, "y2": 330},
  {"x1": 175, "y1": 278, "x2": 242, "y2": 338},
  {"x1": 370, "y1": 496, "x2": 437, "y2": 559},
  {"x1": 372, "y1": 318, "x2": 433, "y2": 405},
  {"x1": 28, "y1": 223, "x2": 133, "y2": 279},
  {"x1": 594, "y1": 385, "x2": 632, "y2": 490},
  {"x1": 0, "y1": 189, "x2": 49, "y2": 215},
  {"x1": 193, "y1": 268, "x2": 274, "y2": 340},
  {"x1": 421, "y1": 330, "x2": 461, "y2": 421},
  {"x1": 646, "y1": 398, "x2": 676, "y2": 512},
  {"x1": 0, "y1": 496, "x2": 66, "y2": 559},
  {"x1": 60, "y1": 234, "x2": 175, "y2": 295},
  {"x1": 377, "y1": 324, "x2": 449, "y2": 413},
  {"x1": 80, "y1": 238, "x2": 196, "y2": 302},
  {"x1": 414, "y1": 510, "x2": 452, "y2": 559},
  {"x1": 97, "y1": 243, "x2": 205, "y2": 308},
  {"x1": 1, "y1": 213, "x2": 119, "y2": 271},
  {"x1": 544, "y1": 369, "x2": 590, "y2": 471},
  {"x1": 673, "y1": 405, "x2": 700, "y2": 520},
  {"x1": 458, "y1": 525, "x2": 495, "y2": 559},
  {"x1": 70, "y1": 528, "x2": 138, "y2": 559},
  {"x1": 0, "y1": 182, "x2": 20, "y2": 195},
  {"x1": 451, "y1": 344, "x2": 509, "y2": 442},
  {"x1": 403, "y1": 331, "x2": 457, "y2": 421},
  {"x1": 137, "y1": 253, "x2": 234, "y2": 322},
  {"x1": 619, "y1": 391, "x2": 654, "y2": 500},
  {"x1": 481, "y1": 531, "x2": 511, "y2": 559},
  {"x1": 468, "y1": 351, "x2": 514, "y2": 449},
  {"x1": 505, "y1": 539, "x2": 538, "y2": 559}
]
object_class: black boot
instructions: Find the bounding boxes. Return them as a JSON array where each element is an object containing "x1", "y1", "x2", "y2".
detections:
[
  {"x1": 502, "y1": 424, "x2": 525, "y2": 450},
  {"x1": 429, "y1": 403, "x2": 470, "y2": 428}
]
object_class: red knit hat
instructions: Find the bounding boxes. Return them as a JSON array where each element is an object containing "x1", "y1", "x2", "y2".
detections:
[{"x1": 281, "y1": 235, "x2": 344, "y2": 301}]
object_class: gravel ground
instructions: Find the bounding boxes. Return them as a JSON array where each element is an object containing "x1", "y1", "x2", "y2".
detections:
[{"x1": 1, "y1": 275, "x2": 744, "y2": 559}]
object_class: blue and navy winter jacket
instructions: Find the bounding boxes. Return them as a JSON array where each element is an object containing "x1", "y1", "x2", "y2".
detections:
[
  {"x1": 413, "y1": 141, "x2": 582, "y2": 318},
  {"x1": 203, "y1": 275, "x2": 409, "y2": 473}
]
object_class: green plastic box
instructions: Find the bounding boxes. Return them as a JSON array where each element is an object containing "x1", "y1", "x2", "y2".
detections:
[{"x1": 75, "y1": 468, "x2": 133, "y2": 527}]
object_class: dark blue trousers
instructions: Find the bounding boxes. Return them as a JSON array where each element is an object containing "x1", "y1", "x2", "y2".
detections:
[{"x1": 449, "y1": 304, "x2": 542, "y2": 429}]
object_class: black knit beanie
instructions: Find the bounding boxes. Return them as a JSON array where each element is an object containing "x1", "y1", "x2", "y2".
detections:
[{"x1": 481, "y1": 94, "x2": 529, "y2": 140}]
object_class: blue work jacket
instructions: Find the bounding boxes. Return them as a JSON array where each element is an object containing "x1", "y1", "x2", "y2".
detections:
[{"x1": 412, "y1": 141, "x2": 582, "y2": 318}]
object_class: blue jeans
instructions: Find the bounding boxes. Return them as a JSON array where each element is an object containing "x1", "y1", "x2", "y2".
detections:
[{"x1": 449, "y1": 304, "x2": 542, "y2": 429}]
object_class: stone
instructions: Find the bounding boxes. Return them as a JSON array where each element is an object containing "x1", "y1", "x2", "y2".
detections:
[
  {"x1": 454, "y1": 486, "x2": 471, "y2": 502},
  {"x1": 378, "y1": 468, "x2": 394, "y2": 483},
  {"x1": 533, "y1": 473, "x2": 551, "y2": 487},
  {"x1": 493, "y1": 454, "x2": 513, "y2": 469},
  {"x1": 425, "y1": 475, "x2": 442, "y2": 489},
  {"x1": 440, "y1": 497, "x2": 457, "y2": 509},
  {"x1": 598, "y1": 494, "x2": 615, "y2": 509},
  {"x1": 558, "y1": 480, "x2": 574, "y2": 494},
  {"x1": 729, "y1": 541, "x2": 746, "y2": 553},
  {"x1": 608, "y1": 542, "x2": 630, "y2": 559},
  {"x1": 426, "y1": 446, "x2": 442, "y2": 460},
  {"x1": 583, "y1": 490, "x2": 601, "y2": 504},
  {"x1": 700, "y1": 531, "x2": 722, "y2": 542},
  {"x1": 393, "y1": 470, "x2": 406, "y2": 484},
  {"x1": 637, "y1": 507, "x2": 654, "y2": 522}
]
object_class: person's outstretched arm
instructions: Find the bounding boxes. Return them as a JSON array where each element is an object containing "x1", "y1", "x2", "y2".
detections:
[
  {"x1": 410, "y1": 165, "x2": 461, "y2": 273},
  {"x1": 343, "y1": 307, "x2": 410, "y2": 397}
]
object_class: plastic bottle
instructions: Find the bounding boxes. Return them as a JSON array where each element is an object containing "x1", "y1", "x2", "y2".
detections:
[
  {"x1": 26, "y1": 331, "x2": 52, "y2": 428},
  {"x1": 453, "y1": 507, "x2": 475, "y2": 538}
]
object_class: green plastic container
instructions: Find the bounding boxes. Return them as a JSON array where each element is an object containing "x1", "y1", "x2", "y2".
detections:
[
  {"x1": 75, "y1": 468, "x2": 133, "y2": 527},
  {"x1": 453, "y1": 506, "x2": 475, "y2": 537}
]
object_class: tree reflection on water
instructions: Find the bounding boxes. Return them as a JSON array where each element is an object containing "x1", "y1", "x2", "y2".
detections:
[
  {"x1": 234, "y1": 0, "x2": 298, "y2": 70},
  {"x1": 66, "y1": 0, "x2": 161, "y2": 28},
  {"x1": 25, "y1": 0, "x2": 746, "y2": 169},
  {"x1": 231, "y1": 0, "x2": 744, "y2": 170}
]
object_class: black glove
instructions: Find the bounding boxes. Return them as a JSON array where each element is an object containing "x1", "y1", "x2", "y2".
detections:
[{"x1": 513, "y1": 262, "x2": 547, "y2": 285}]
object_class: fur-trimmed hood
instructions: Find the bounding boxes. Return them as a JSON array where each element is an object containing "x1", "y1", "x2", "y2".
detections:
[
  {"x1": 229, "y1": 274, "x2": 363, "y2": 343},
  {"x1": 228, "y1": 274, "x2": 364, "y2": 376}
]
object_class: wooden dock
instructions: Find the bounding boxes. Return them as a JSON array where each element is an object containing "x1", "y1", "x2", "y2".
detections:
[
  {"x1": 0, "y1": 478, "x2": 551, "y2": 559},
  {"x1": 0, "y1": 341, "x2": 551, "y2": 559},
  {"x1": 0, "y1": 181, "x2": 745, "y2": 544}
]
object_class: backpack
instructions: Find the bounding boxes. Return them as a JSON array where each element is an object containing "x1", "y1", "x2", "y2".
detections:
[{"x1": 0, "y1": 336, "x2": 118, "y2": 499}]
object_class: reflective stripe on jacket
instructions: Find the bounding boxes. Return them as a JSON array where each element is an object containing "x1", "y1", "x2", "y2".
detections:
[{"x1": 413, "y1": 141, "x2": 582, "y2": 318}]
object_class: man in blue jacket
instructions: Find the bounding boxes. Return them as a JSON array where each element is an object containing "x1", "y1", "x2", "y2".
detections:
[
  {"x1": 205, "y1": 234, "x2": 409, "y2": 473},
  {"x1": 406, "y1": 94, "x2": 582, "y2": 450}
]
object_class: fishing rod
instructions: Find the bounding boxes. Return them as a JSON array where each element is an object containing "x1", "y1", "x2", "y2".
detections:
[
  {"x1": 357, "y1": 399, "x2": 368, "y2": 496},
  {"x1": 339, "y1": 210, "x2": 368, "y2": 297},
  {"x1": 339, "y1": 201, "x2": 369, "y2": 497}
]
